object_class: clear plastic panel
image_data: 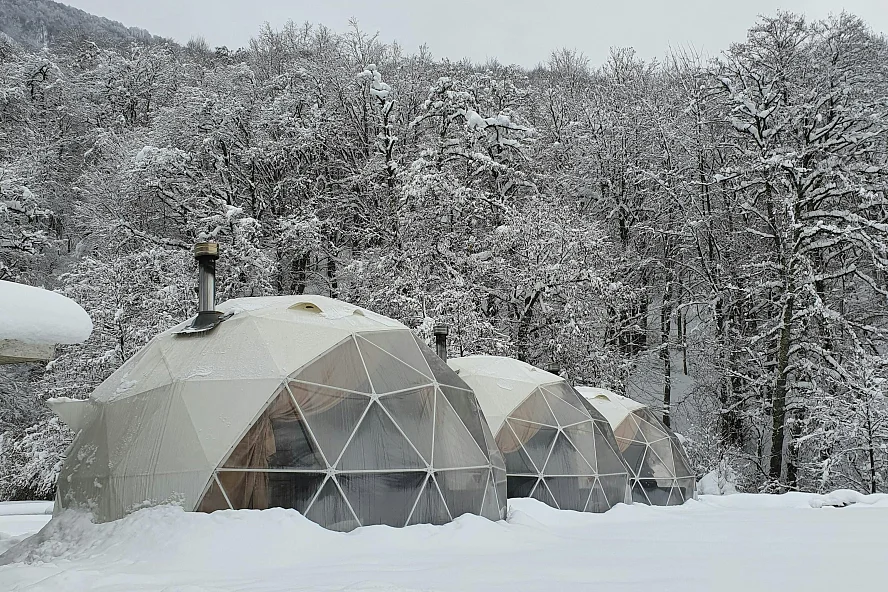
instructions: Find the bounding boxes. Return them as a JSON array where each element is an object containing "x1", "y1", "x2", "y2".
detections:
[
  {"x1": 670, "y1": 441, "x2": 694, "y2": 478},
  {"x1": 598, "y1": 474, "x2": 630, "y2": 507},
  {"x1": 413, "y1": 335, "x2": 473, "y2": 389},
  {"x1": 541, "y1": 388, "x2": 591, "y2": 426},
  {"x1": 287, "y1": 381, "x2": 369, "y2": 466},
  {"x1": 530, "y1": 479, "x2": 558, "y2": 508},
  {"x1": 563, "y1": 422, "x2": 599, "y2": 473},
  {"x1": 293, "y1": 337, "x2": 372, "y2": 393},
  {"x1": 407, "y1": 475, "x2": 452, "y2": 525},
  {"x1": 439, "y1": 385, "x2": 488, "y2": 457},
  {"x1": 507, "y1": 476, "x2": 539, "y2": 498},
  {"x1": 337, "y1": 402, "x2": 425, "y2": 470},
  {"x1": 216, "y1": 470, "x2": 325, "y2": 511},
  {"x1": 620, "y1": 441, "x2": 648, "y2": 476},
  {"x1": 639, "y1": 479, "x2": 672, "y2": 505},
  {"x1": 575, "y1": 393, "x2": 610, "y2": 422},
  {"x1": 545, "y1": 476, "x2": 596, "y2": 512},
  {"x1": 433, "y1": 389, "x2": 489, "y2": 468},
  {"x1": 676, "y1": 477, "x2": 697, "y2": 502},
  {"x1": 196, "y1": 477, "x2": 231, "y2": 512},
  {"x1": 305, "y1": 477, "x2": 360, "y2": 531},
  {"x1": 631, "y1": 480, "x2": 651, "y2": 505},
  {"x1": 497, "y1": 423, "x2": 539, "y2": 474},
  {"x1": 437, "y1": 468, "x2": 488, "y2": 519},
  {"x1": 613, "y1": 416, "x2": 641, "y2": 444},
  {"x1": 644, "y1": 445, "x2": 678, "y2": 481},
  {"x1": 593, "y1": 424, "x2": 631, "y2": 475},
  {"x1": 479, "y1": 471, "x2": 502, "y2": 520},
  {"x1": 648, "y1": 436, "x2": 677, "y2": 474},
  {"x1": 380, "y1": 386, "x2": 436, "y2": 463},
  {"x1": 543, "y1": 432, "x2": 594, "y2": 476},
  {"x1": 634, "y1": 413, "x2": 670, "y2": 444},
  {"x1": 493, "y1": 468, "x2": 508, "y2": 515},
  {"x1": 265, "y1": 471, "x2": 326, "y2": 511},
  {"x1": 480, "y1": 417, "x2": 506, "y2": 471},
  {"x1": 223, "y1": 388, "x2": 325, "y2": 470},
  {"x1": 509, "y1": 420, "x2": 558, "y2": 473},
  {"x1": 542, "y1": 382, "x2": 594, "y2": 416},
  {"x1": 586, "y1": 479, "x2": 610, "y2": 512},
  {"x1": 357, "y1": 330, "x2": 434, "y2": 380},
  {"x1": 509, "y1": 389, "x2": 557, "y2": 426},
  {"x1": 356, "y1": 336, "x2": 434, "y2": 393},
  {"x1": 338, "y1": 472, "x2": 426, "y2": 526}
]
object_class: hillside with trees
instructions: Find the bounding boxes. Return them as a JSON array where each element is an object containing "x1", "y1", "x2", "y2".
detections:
[{"x1": 0, "y1": 10, "x2": 886, "y2": 500}]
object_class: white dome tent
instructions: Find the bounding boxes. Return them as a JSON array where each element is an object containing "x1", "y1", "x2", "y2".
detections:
[
  {"x1": 49, "y1": 293, "x2": 506, "y2": 530},
  {"x1": 577, "y1": 387, "x2": 696, "y2": 505},
  {"x1": 447, "y1": 356, "x2": 630, "y2": 513}
]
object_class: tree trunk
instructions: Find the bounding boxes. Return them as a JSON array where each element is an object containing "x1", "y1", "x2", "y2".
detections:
[{"x1": 769, "y1": 292, "x2": 795, "y2": 482}]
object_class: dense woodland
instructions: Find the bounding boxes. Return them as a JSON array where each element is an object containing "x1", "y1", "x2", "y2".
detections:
[{"x1": 1, "y1": 8, "x2": 887, "y2": 500}]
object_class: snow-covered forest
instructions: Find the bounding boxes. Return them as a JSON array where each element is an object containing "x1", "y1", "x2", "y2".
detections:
[{"x1": 1, "y1": 10, "x2": 886, "y2": 500}]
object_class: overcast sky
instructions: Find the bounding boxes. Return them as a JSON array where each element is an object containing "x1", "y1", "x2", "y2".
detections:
[{"x1": 63, "y1": 0, "x2": 888, "y2": 67}]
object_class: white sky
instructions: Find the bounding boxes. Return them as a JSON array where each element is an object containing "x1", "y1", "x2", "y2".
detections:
[{"x1": 63, "y1": 0, "x2": 888, "y2": 67}]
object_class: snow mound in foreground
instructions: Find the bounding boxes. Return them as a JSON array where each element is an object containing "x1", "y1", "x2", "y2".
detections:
[{"x1": 0, "y1": 280, "x2": 92, "y2": 344}]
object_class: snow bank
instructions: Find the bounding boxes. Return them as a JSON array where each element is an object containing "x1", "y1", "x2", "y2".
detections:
[
  {"x1": 2, "y1": 493, "x2": 888, "y2": 591},
  {"x1": 696, "y1": 469, "x2": 739, "y2": 496},
  {"x1": 0, "y1": 280, "x2": 92, "y2": 344}
]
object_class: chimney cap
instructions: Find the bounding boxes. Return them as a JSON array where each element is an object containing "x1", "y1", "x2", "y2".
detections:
[
  {"x1": 433, "y1": 324, "x2": 449, "y2": 336},
  {"x1": 545, "y1": 362, "x2": 561, "y2": 374},
  {"x1": 194, "y1": 242, "x2": 219, "y2": 259}
]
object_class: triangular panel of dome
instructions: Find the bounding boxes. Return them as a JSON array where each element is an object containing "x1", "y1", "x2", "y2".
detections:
[
  {"x1": 586, "y1": 479, "x2": 610, "y2": 512},
  {"x1": 530, "y1": 479, "x2": 558, "y2": 508},
  {"x1": 563, "y1": 422, "x2": 599, "y2": 472},
  {"x1": 439, "y1": 385, "x2": 488, "y2": 457},
  {"x1": 496, "y1": 422, "x2": 540, "y2": 475},
  {"x1": 593, "y1": 424, "x2": 630, "y2": 475},
  {"x1": 507, "y1": 475, "x2": 538, "y2": 498},
  {"x1": 620, "y1": 441, "x2": 648, "y2": 476},
  {"x1": 356, "y1": 330, "x2": 434, "y2": 380},
  {"x1": 541, "y1": 387, "x2": 591, "y2": 426},
  {"x1": 437, "y1": 468, "x2": 488, "y2": 519},
  {"x1": 379, "y1": 386, "x2": 435, "y2": 463},
  {"x1": 407, "y1": 474, "x2": 452, "y2": 526},
  {"x1": 293, "y1": 336, "x2": 372, "y2": 393},
  {"x1": 479, "y1": 471, "x2": 502, "y2": 520},
  {"x1": 413, "y1": 335, "x2": 473, "y2": 389},
  {"x1": 338, "y1": 471, "x2": 426, "y2": 527},
  {"x1": 196, "y1": 476, "x2": 231, "y2": 512},
  {"x1": 546, "y1": 476, "x2": 596, "y2": 512},
  {"x1": 599, "y1": 474, "x2": 630, "y2": 506},
  {"x1": 356, "y1": 336, "x2": 434, "y2": 394},
  {"x1": 544, "y1": 432, "x2": 594, "y2": 475},
  {"x1": 509, "y1": 390, "x2": 557, "y2": 426},
  {"x1": 542, "y1": 383, "x2": 593, "y2": 418},
  {"x1": 433, "y1": 390, "x2": 489, "y2": 468},
  {"x1": 337, "y1": 402, "x2": 425, "y2": 470},
  {"x1": 305, "y1": 477, "x2": 360, "y2": 531},
  {"x1": 288, "y1": 381, "x2": 370, "y2": 467},
  {"x1": 507, "y1": 419, "x2": 557, "y2": 473},
  {"x1": 222, "y1": 388, "x2": 325, "y2": 470}
]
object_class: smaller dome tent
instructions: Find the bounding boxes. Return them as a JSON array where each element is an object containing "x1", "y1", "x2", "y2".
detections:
[
  {"x1": 577, "y1": 387, "x2": 695, "y2": 505},
  {"x1": 448, "y1": 356, "x2": 630, "y2": 513},
  {"x1": 50, "y1": 296, "x2": 506, "y2": 530}
]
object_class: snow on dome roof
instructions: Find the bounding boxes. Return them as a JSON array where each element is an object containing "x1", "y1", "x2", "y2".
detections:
[
  {"x1": 0, "y1": 280, "x2": 93, "y2": 345},
  {"x1": 447, "y1": 356, "x2": 563, "y2": 435},
  {"x1": 575, "y1": 386, "x2": 643, "y2": 427}
]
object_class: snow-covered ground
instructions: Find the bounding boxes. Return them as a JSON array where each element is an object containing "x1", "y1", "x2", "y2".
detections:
[{"x1": 2, "y1": 493, "x2": 887, "y2": 592}]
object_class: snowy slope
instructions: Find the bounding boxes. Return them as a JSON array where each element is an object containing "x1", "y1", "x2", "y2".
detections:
[{"x1": 1, "y1": 494, "x2": 887, "y2": 591}]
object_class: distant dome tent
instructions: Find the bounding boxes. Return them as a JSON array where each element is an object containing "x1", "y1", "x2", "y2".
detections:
[
  {"x1": 0, "y1": 279, "x2": 93, "y2": 364},
  {"x1": 448, "y1": 356, "x2": 630, "y2": 513},
  {"x1": 577, "y1": 387, "x2": 696, "y2": 506},
  {"x1": 49, "y1": 296, "x2": 506, "y2": 530}
]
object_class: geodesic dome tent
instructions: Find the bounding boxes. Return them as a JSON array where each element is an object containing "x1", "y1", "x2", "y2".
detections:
[
  {"x1": 577, "y1": 387, "x2": 695, "y2": 505},
  {"x1": 447, "y1": 356, "x2": 631, "y2": 513},
  {"x1": 49, "y1": 296, "x2": 506, "y2": 530}
]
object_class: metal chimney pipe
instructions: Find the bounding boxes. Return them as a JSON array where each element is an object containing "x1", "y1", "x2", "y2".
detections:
[
  {"x1": 194, "y1": 242, "x2": 219, "y2": 313},
  {"x1": 433, "y1": 324, "x2": 449, "y2": 361},
  {"x1": 545, "y1": 362, "x2": 561, "y2": 376}
]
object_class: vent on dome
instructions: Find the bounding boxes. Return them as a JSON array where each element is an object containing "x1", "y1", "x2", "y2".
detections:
[
  {"x1": 289, "y1": 302, "x2": 323, "y2": 313},
  {"x1": 175, "y1": 242, "x2": 232, "y2": 335}
]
